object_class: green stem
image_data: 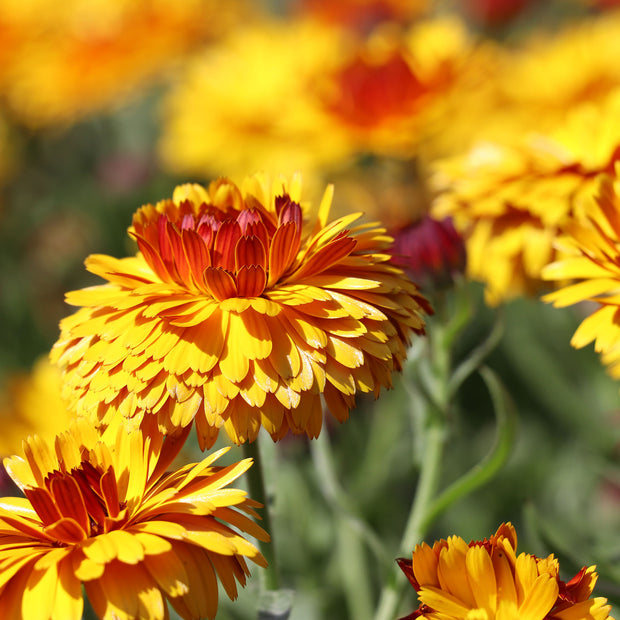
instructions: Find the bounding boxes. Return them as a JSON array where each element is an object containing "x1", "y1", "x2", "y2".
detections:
[
  {"x1": 311, "y1": 430, "x2": 381, "y2": 620},
  {"x1": 243, "y1": 438, "x2": 279, "y2": 592},
  {"x1": 337, "y1": 516, "x2": 375, "y2": 620},
  {"x1": 425, "y1": 366, "x2": 516, "y2": 526},
  {"x1": 311, "y1": 430, "x2": 388, "y2": 566},
  {"x1": 373, "y1": 314, "x2": 460, "y2": 620},
  {"x1": 373, "y1": 418, "x2": 447, "y2": 620},
  {"x1": 448, "y1": 310, "x2": 504, "y2": 399},
  {"x1": 398, "y1": 423, "x2": 447, "y2": 554}
]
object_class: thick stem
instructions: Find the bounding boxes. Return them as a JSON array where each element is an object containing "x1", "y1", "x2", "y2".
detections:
[
  {"x1": 311, "y1": 430, "x2": 379, "y2": 620},
  {"x1": 243, "y1": 438, "x2": 279, "y2": 593},
  {"x1": 337, "y1": 515, "x2": 374, "y2": 620},
  {"x1": 372, "y1": 420, "x2": 446, "y2": 620}
]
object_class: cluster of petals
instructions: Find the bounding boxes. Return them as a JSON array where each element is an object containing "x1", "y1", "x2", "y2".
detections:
[
  {"x1": 432, "y1": 92, "x2": 620, "y2": 305},
  {"x1": 398, "y1": 522, "x2": 613, "y2": 620},
  {"x1": 391, "y1": 214, "x2": 466, "y2": 291},
  {"x1": 0, "y1": 420, "x2": 267, "y2": 620},
  {"x1": 543, "y1": 167, "x2": 620, "y2": 377},
  {"x1": 158, "y1": 15, "x2": 486, "y2": 178},
  {"x1": 0, "y1": 0, "x2": 242, "y2": 127},
  {"x1": 430, "y1": 11, "x2": 620, "y2": 305},
  {"x1": 51, "y1": 174, "x2": 430, "y2": 447}
]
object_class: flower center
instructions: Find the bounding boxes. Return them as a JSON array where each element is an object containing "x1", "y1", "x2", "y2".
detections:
[
  {"x1": 25, "y1": 460, "x2": 124, "y2": 544},
  {"x1": 324, "y1": 51, "x2": 428, "y2": 128},
  {"x1": 132, "y1": 193, "x2": 303, "y2": 300}
]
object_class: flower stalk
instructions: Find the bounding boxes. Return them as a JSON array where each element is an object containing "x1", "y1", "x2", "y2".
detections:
[
  {"x1": 242, "y1": 438, "x2": 280, "y2": 593},
  {"x1": 374, "y1": 284, "x2": 511, "y2": 620}
]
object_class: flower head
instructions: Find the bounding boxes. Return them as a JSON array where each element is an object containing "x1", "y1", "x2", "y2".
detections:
[
  {"x1": 398, "y1": 523, "x2": 613, "y2": 620},
  {"x1": 543, "y1": 168, "x2": 620, "y2": 378},
  {"x1": 391, "y1": 215, "x2": 466, "y2": 291},
  {"x1": 498, "y1": 11, "x2": 620, "y2": 123},
  {"x1": 0, "y1": 0, "x2": 243, "y2": 127},
  {"x1": 432, "y1": 92, "x2": 620, "y2": 304},
  {"x1": 0, "y1": 420, "x2": 267, "y2": 619},
  {"x1": 52, "y1": 174, "x2": 430, "y2": 447},
  {"x1": 317, "y1": 16, "x2": 477, "y2": 158},
  {"x1": 158, "y1": 19, "x2": 351, "y2": 180}
]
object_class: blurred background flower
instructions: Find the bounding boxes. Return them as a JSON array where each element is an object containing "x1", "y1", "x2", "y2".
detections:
[
  {"x1": 0, "y1": 356, "x2": 71, "y2": 458},
  {"x1": 0, "y1": 0, "x2": 250, "y2": 128}
]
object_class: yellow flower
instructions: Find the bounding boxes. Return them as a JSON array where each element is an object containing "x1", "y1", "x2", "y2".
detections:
[
  {"x1": 426, "y1": 11, "x2": 620, "y2": 163},
  {"x1": 398, "y1": 523, "x2": 614, "y2": 620},
  {"x1": 0, "y1": 420, "x2": 267, "y2": 620},
  {"x1": 158, "y1": 18, "x2": 351, "y2": 181},
  {"x1": 498, "y1": 11, "x2": 620, "y2": 129},
  {"x1": 51, "y1": 174, "x2": 430, "y2": 447},
  {"x1": 543, "y1": 169, "x2": 620, "y2": 378},
  {"x1": 0, "y1": 356, "x2": 71, "y2": 457},
  {"x1": 316, "y1": 16, "x2": 484, "y2": 159},
  {"x1": 0, "y1": 0, "x2": 243, "y2": 127},
  {"x1": 432, "y1": 92, "x2": 620, "y2": 305},
  {"x1": 158, "y1": 15, "x2": 485, "y2": 177}
]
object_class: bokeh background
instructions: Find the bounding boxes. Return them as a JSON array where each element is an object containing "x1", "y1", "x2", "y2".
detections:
[{"x1": 1, "y1": 1, "x2": 620, "y2": 618}]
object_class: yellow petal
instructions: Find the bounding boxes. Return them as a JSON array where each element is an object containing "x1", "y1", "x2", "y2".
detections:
[
  {"x1": 144, "y1": 550, "x2": 190, "y2": 598},
  {"x1": 466, "y1": 545, "x2": 496, "y2": 616}
]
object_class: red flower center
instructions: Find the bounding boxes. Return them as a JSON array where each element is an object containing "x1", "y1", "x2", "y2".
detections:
[
  {"x1": 325, "y1": 51, "x2": 428, "y2": 128},
  {"x1": 25, "y1": 461, "x2": 124, "y2": 544},
  {"x1": 132, "y1": 193, "x2": 304, "y2": 300}
]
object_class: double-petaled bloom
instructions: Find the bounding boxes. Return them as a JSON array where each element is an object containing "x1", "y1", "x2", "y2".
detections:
[
  {"x1": 0, "y1": 0, "x2": 245, "y2": 128},
  {"x1": 433, "y1": 91, "x2": 620, "y2": 305},
  {"x1": 543, "y1": 168, "x2": 620, "y2": 378},
  {"x1": 398, "y1": 523, "x2": 613, "y2": 620},
  {"x1": 51, "y1": 174, "x2": 430, "y2": 447},
  {"x1": 0, "y1": 421, "x2": 267, "y2": 619}
]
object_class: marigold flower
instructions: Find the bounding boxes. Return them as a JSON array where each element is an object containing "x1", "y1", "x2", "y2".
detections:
[
  {"x1": 158, "y1": 18, "x2": 351, "y2": 180},
  {"x1": 498, "y1": 11, "x2": 620, "y2": 124},
  {"x1": 0, "y1": 0, "x2": 244, "y2": 127},
  {"x1": 398, "y1": 523, "x2": 614, "y2": 620},
  {"x1": 158, "y1": 15, "x2": 485, "y2": 175},
  {"x1": 0, "y1": 356, "x2": 71, "y2": 458},
  {"x1": 0, "y1": 420, "x2": 267, "y2": 619},
  {"x1": 542, "y1": 169, "x2": 620, "y2": 378},
  {"x1": 317, "y1": 17, "x2": 478, "y2": 158},
  {"x1": 432, "y1": 92, "x2": 620, "y2": 305},
  {"x1": 51, "y1": 174, "x2": 430, "y2": 447}
]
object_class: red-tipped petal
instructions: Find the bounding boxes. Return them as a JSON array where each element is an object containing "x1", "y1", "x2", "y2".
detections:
[{"x1": 204, "y1": 267, "x2": 238, "y2": 301}]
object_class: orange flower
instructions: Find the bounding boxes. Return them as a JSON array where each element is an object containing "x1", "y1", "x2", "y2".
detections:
[
  {"x1": 317, "y1": 16, "x2": 476, "y2": 157},
  {"x1": 0, "y1": 0, "x2": 245, "y2": 127},
  {"x1": 52, "y1": 174, "x2": 430, "y2": 447},
  {"x1": 0, "y1": 421, "x2": 267, "y2": 619},
  {"x1": 542, "y1": 169, "x2": 620, "y2": 378},
  {"x1": 398, "y1": 523, "x2": 613, "y2": 620}
]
